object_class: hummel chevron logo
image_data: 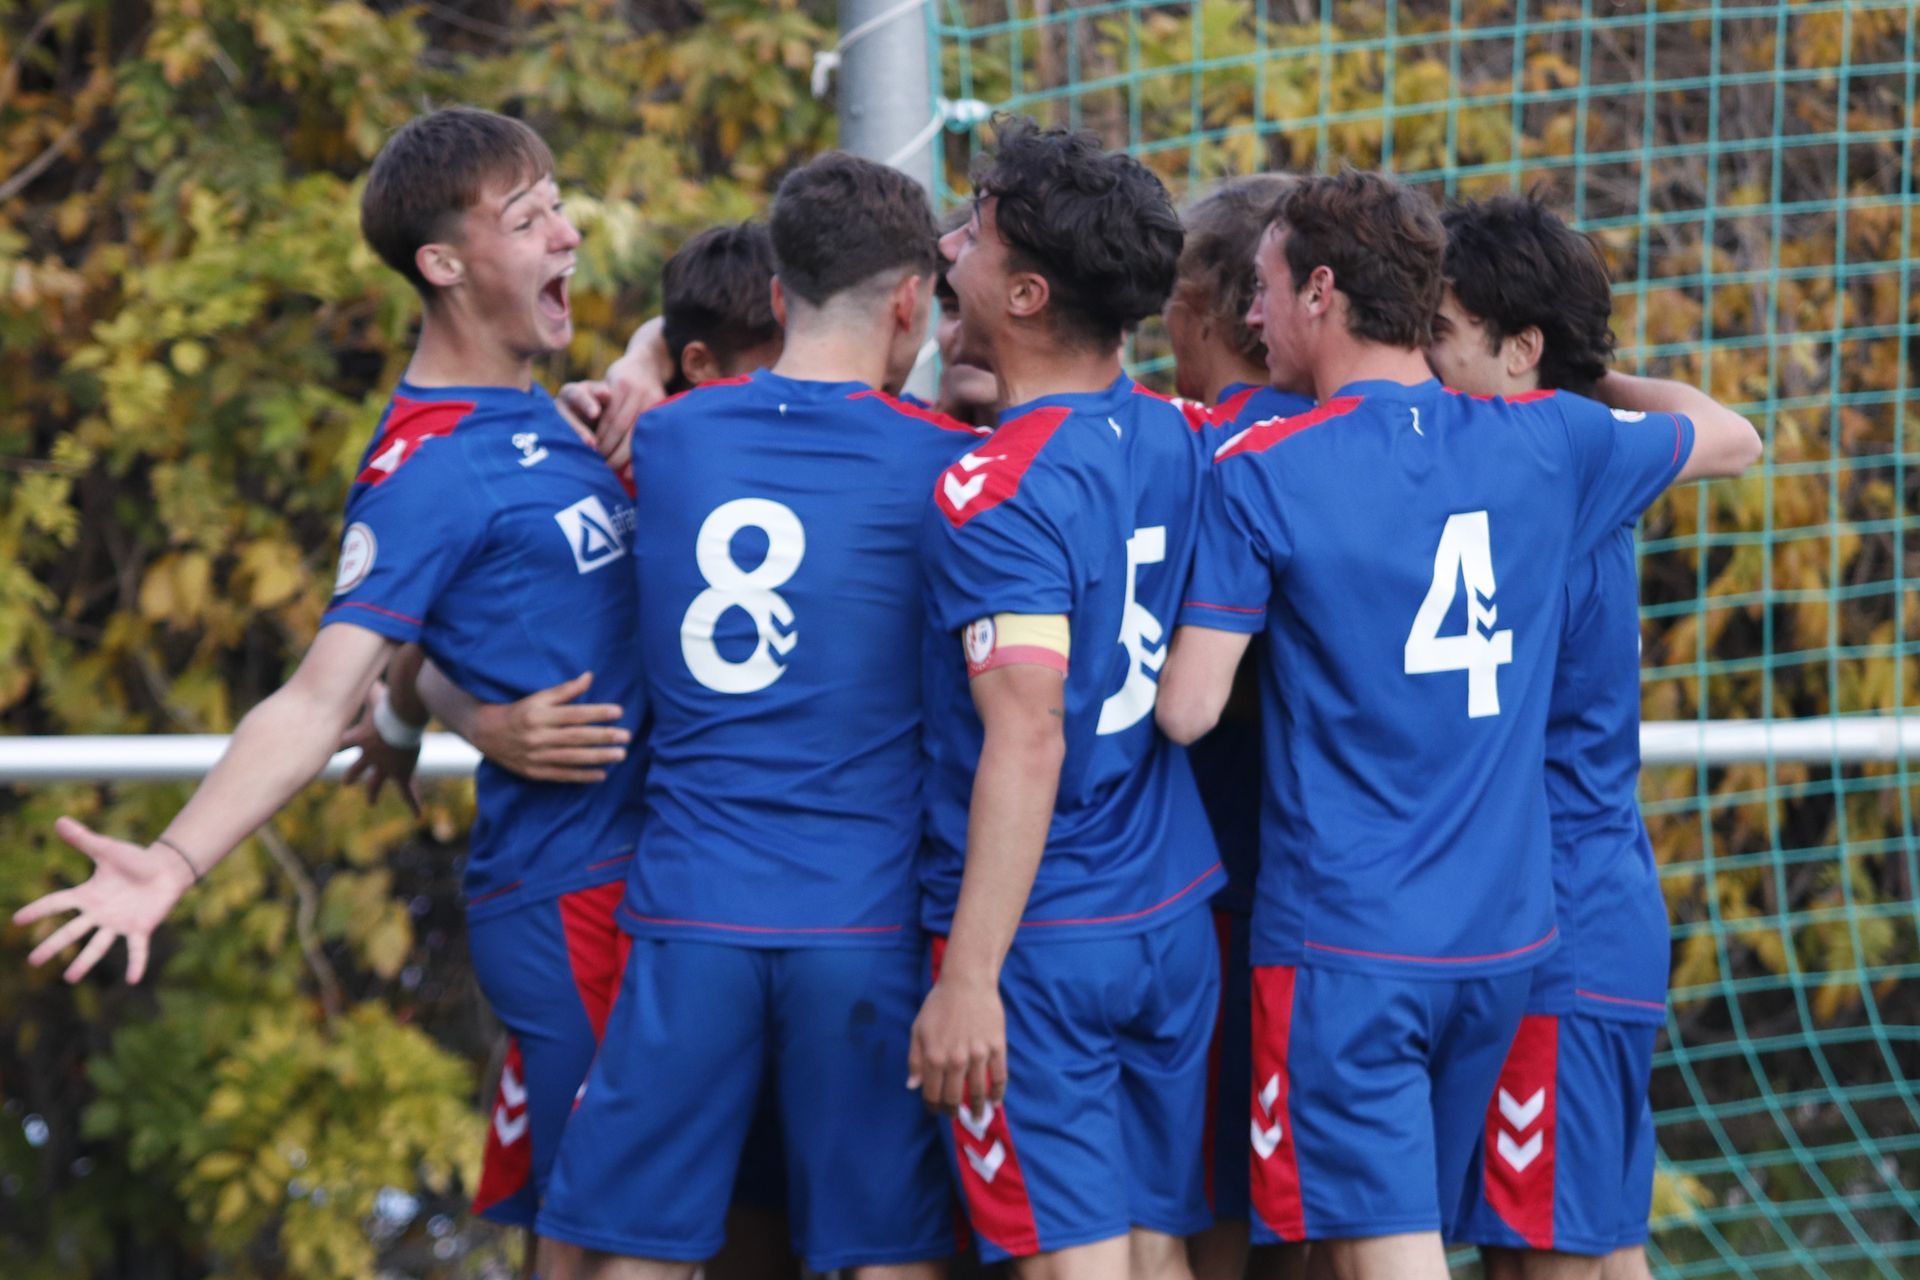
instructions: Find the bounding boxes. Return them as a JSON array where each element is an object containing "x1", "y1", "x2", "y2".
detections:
[
  {"x1": 1252, "y1": 1073, "x2": 1284, "y2": 1160},
  {"x1": 499, "y1": 1064, "x2": 527, "y2": 1109},
  {"x1": 1498, "y1": 1086, "x2": 1544, "y2": 1130},
  {"x1": 944, "y1": 471, "x2": 987, "y2": 510},
  {"x1": 958, "y1": 1101, "x2": 995, "y2": 1142},
  {"x1": 965, "y1": 1140, "x2": 1007, "y2": 1183},
  {"x1": 1495, "y1": 1087, "x2": 1546, "y2": 1172},
  {"x1": 958, "y1": 451, "x2": 1005, "y2": 471}
]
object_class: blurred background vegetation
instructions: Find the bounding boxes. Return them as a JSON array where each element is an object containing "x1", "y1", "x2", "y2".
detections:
[{"x1": 1, "y1": 0, "x2": 1915, "y2": 1276}]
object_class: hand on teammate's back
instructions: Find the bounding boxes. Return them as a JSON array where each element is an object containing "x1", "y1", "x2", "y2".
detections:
[
  {"x1": 14, "y1": 817, "x2": 197, "y2": 983},
  {"x1": 339, "y1": 681, "x2": 424, "y2": 816},
  {"x1": 468, "y1": 672, "x2": 631, "y2": 784},
  {"x1": 592, "y1": 348, "x2": 671, "y2": 474},
  {"x1": 553, "y1": 379, "x2": 609, "y2": 447}
]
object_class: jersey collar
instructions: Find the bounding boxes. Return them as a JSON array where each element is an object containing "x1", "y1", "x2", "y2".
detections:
[
  {"x1": 997, "y1": 372, "x2": 1135, "y2": 424},
  {"x1": 1327, "y1": 376, "x2": 1440, "y2": 402}
]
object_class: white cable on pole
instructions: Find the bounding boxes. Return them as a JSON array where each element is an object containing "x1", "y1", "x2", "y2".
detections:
[{"x1": 813, "y1": 0, "x2": 930, "y2": 98}]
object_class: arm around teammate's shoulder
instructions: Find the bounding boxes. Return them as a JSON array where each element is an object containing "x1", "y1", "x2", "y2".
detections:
[
  {"x1": 1594, "y1": 369, "x2": 1763, "y2": 482},
  {"x1": 1156, "y1": 626, "x2": 1253, "y2": 745}
]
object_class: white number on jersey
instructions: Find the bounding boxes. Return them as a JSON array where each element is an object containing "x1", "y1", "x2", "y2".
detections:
[
  {"x1": 1403, "y1": 510, "x2": 1514, "y2": 718},
  {"x1": 682, "y1": 498, "x2": 806, "y2": 694},
  {"x1": 1097, "y1": 525, "x2": 1169, "y2": 735}
]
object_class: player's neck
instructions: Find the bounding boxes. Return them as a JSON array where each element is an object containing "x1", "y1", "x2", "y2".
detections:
[
  {"x1": 1310, "y1": 335, "x2": 1433, "y2": 404},
  {"x1": 770, "y1": 326, "x2": 891, "y2": 390},
  {"x1": 407, "y1": 307, "x2": 536, "y2": 390},
  {"x1": 993, "y1": 339, "x2": 1124, "y2": 410},
  {"x1": 1205, "y1": 358, "x2": 1269, "y2": 405}
]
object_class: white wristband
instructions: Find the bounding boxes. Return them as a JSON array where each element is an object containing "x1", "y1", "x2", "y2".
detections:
[{"x1": 372, "y1": 685, "x2": 425, "y2": 750}]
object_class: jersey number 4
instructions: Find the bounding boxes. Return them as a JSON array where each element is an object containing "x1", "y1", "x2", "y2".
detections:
[
  {"x1": 683, "y1": 498, "x2": 805, "y2": 694},
  {"x1": 1403, "y1": 510, "x2": 1513, "y2": 718}
]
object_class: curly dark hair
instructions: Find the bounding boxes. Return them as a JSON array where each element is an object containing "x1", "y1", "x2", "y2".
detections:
[
  {"x1": 1272, "y1": 169, "x2": 1445, "y2": 349},
  {"x1": 1441, "y1": 194, "x2": 1616, "y2": 397},
  {"x1": 1177, "y1": 174, "x2": 1298, "y2": 364},
  {"x1": 661, "y1": 222, "x2": 779, "y2": 378},
  {"x1": 970, "y1": 116, "x2": 1184, "y2": 350},
  {"x1": 770, "y1": 152, "x2": 939, "y2": 306}
]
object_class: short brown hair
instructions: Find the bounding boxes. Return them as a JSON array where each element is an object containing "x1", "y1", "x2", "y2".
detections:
[
  {"x1": 1178, "y1": 174, "x2": 1299, "y2": 364},
  {"x1": 661, "y1": 223, "x2": 780, "y2": 382},
  {"x1": 770, "y1": 152, "x2": 938, "y2": 306},
  {"x1": 361, "y1": 106, "x2": 554, "y2": 293},
  {"x1": 1272, "y1": 170, "x2": 1444, "y2": 349}
]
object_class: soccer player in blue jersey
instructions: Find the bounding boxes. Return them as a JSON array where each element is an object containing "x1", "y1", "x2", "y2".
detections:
[
  {"x1": 1165, "y1": 173, "x2": 1317, "y2": 1280},
  {"x1": 1155, "y1": 171, "x2": 1760, "y2": 1280},
  {"x1": 531, "y1": 152, "x2": 970, "y2": 1280},
  {"x1": 912, "y1": 119, "x2": 1223, "y2": 1280},
  {"x1": 1427, "y1": 196, "x2": 1757, "y2": 1280},
  {"x1": 13, "y1": 107, "x2": 641, "y2": 1280}
]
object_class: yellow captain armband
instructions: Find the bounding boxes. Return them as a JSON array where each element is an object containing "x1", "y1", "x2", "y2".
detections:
[{"x1": 962, "y1": 613, "x2": 1070, "y2": 679}]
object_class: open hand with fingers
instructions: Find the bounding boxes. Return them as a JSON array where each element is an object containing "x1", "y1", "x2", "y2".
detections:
[
  {"x1": 470, "y1": 671, "x2": 630, "y2": 784},
  {"x1": 339, "y1": 682, "x2": 424, "y2": 815},
  {"x1": 13, "y1": 817, "x2": 198, "y2": 983}
]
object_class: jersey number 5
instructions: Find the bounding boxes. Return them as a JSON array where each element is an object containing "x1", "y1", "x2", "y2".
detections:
[
  {"x1": 1403, "y1": 510, "x2": 1513, "y2": 718},
  {"x1": 683, "y1": 498, "x2": 806, "y2": 694}
]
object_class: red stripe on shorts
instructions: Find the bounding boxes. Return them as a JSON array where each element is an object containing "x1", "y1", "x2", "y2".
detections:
[
  {"x1": 1249, "y1": 966, "x2": 1306, "y2": 1241},
  {"x1": 561, "y1": 880, "x2": 630, "y2": 1041},
  {"x1": 930, "y1": 937, "x2": 1043, "y2": 1257},
  {"x1": 470, "y1": 1038, "x2": 533, "y2": 1217},
  {"x1": 1482, "y1": 1013, "x2": 1559, "y2": 1249}
]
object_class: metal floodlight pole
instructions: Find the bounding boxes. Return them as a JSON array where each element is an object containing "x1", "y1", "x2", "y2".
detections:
[{"x1": 836, "y1": 0, "x2": 937, "y2": 192}]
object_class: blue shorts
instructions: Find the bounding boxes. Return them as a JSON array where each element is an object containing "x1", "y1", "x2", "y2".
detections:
[
  {"x1": 1451, "y1": 1013, "x2": 1659, "y2": 1255},
  {"x1": 537, "y1": 939, "x2": 951, "y2": 1270},
  {"x1": 1206, "y1": 909, "x2": 1253, "y2": 1222},
  {"x1": 467, "y1": 880, "x2": 629, "y2": 1227},
  {"x1": 935, "y1": 906, "x2": 1220, "y2": 1262},
  {"x1": 1248, "y1": 964, "x2": 1530, "y2": 1243}
]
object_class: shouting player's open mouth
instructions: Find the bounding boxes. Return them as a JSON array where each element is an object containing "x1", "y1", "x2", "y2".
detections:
[{"x1": 539, "y1": 265, "x2": 573, "y2": 326}]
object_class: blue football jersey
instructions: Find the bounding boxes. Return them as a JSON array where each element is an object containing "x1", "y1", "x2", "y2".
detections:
[
  {"x1": 1182, "y1": 382, "x2": 1316, "y2": 916},
  {"x1": 1181, "y1": 379, "x2": 1693, "y2": 977},
  {"x1": 920, "y1": 375, "x2": 1223, "y2": 940},
  {"x1": 322, "y1": 382, "x2": 647, "y2": 920},
  {"x1": 1528, "y1": 523, "x2": 1671, "y2": 1024},
  {"x1": 620, "y1": 369, "x2": 983, "y2": 947}
]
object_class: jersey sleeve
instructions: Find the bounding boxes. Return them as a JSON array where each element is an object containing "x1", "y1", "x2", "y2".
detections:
[
  {"x1": 922, "y1": 473, "x2": 1073, "y2": 635},
  {"x1": 1558, "y1": 393, "x2": 1695, "y2": 554},
  {"x1": 1177, "y1": 456, "x2": 1283, "y2": 633},
  {"x1": 320, "y1": 442, "x2": 489, "y2": 644}
]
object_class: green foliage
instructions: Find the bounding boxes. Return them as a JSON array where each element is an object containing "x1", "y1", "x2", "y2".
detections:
[{"x1": 1, "y1": 0, "x2": 832, "y2": 1274}]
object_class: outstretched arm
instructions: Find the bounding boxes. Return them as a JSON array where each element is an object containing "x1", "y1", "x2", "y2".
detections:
[
  {"x1": 15, "y1": 622, "x2": 394, "y2": 982},
  {"x1": 1594, "y1": 370, "x2": 1762, "y2": 482}
]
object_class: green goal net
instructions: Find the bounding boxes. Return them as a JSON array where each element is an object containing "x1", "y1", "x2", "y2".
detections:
[{"x1": 927, "y1": 2, "x2": 1918, "y2": 1274}]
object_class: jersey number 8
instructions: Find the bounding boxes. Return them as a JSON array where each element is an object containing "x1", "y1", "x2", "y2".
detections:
[{"x1": 683, "y1": 498, "x2": 806, "y2": 694}]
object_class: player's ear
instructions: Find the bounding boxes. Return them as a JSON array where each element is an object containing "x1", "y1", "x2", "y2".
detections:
[
  {"x1": 416, "y1": 241, "x2": 463, "y2": 291},
  {"x1": 682, "y1": 340, "x2": 722, "y2": 386},
  {"x1": 1303, "y1": 264, "x2": 1335, "y2": 317},
  {"x1": 1007, "y1": 267, "x2": 1049, "y2": 322},
  {"x1": 893, "y1": 270, "x2": 929, "y2": 334},
  {"x1": 769, "y1": 276, "x2": 789, "y2": 329},
  {"x1": 1505, "y1": 325, "x2": 1545, "y2": 380}
]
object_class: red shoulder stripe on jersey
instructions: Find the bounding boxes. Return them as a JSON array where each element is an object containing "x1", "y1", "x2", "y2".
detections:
[
  {"x1": 357, "y1": 396, "x2": 475, "y2": 486},
  {"x1": 1131, "y1": 381, "x2": 1216, "y2": 431},
  {"x1": 1211, "y1": 385, "x2": 1261, "y2": 424},
  {"x1": 1441, "y1": 386, "x2": 1557, "y2": 405},
  {"x1": 1212, "y1": 396, "x2": 1361, "y2": 461},
  {"x1": 649, "y1": 373, "x2": 753, "y2": 414},
  {"x1": 850, "y1": 388, "x2": 990, "y2": 435},
  {"x1": 935, "y1": 405, "x2": 1072, "y2": 528}
]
